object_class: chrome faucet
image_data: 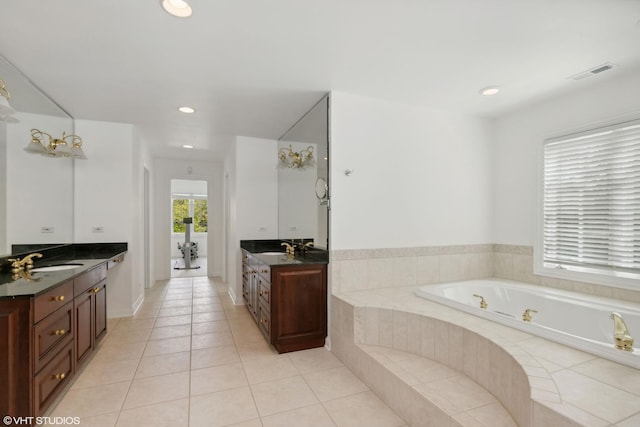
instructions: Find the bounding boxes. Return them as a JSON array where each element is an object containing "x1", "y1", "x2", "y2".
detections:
[{"x1": 610, "y1": 312, "x2": 634, "y2": 352}]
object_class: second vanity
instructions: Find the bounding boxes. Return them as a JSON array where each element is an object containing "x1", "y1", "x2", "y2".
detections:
[
  {"x1": 0, "y1": 243, "x2": 126, "y2": 421},
  {"x1": 241, "y1": 240, "x2": 328, "y2": 353}
]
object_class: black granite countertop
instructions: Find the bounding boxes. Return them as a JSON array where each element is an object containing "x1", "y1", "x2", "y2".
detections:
[
  {"x1": 0, "y1": 243, "x2": 127, "y2": 298},
  {"x1": 241, "y1": 239, "x2": 328, "y2": 265}
]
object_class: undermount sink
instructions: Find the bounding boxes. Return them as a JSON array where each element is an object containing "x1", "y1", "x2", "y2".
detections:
[
  {"x1": 30, "y1": 263, "x2": 84, "y2": 272},
  {"x1": 259, "y1": 252, "x2": 286, "y2": 256}
]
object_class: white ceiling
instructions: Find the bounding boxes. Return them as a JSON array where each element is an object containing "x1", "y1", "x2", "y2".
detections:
[{"x1": 1, "y1": 0, "x2": 639, "y2": 160}]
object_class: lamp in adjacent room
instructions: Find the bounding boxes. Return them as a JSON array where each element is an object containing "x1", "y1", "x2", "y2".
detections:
[
  {"x1": 0, "y1": 78, "x2": 19, "y2": 123},
  {"x1": 278, "y1": 144, "x2": 315, "y2": 169},
  {"x1": 25, "y1": 128, "x2": 87, "y2": 159}
]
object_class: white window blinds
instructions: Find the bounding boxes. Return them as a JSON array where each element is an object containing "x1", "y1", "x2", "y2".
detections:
[{"x1": 543, "y1": 119, "x2": 640, "y2": 278}]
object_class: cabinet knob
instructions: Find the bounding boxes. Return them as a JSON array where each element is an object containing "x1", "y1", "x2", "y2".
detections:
[
  {"x1": 92, "y1": 287, "x2": 101, "y2": 293},
  {"x1": 52, "y1": 329, "x2": 66, "y2": 336},
  {"x1": 260, "y1": 318, "x2": 268, "y2": 324},
  {"x1": 51, "y1": 295, "x2": 65, "y2": 302},
  {"x1": 52, "y1": 373, "x2": 66, "y2": 380},
  {"x1": 259, "y1": 290, "x2": 269, "y2": 296}
]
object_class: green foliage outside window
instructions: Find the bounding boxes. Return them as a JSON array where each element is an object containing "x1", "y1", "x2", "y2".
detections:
[
  {"x1": 194, "y1": 199, "x2": 208, "y2": 232},
  {"x1": 172, "y1": 198, "x2": 208, "y2": 233},
  {"x1": 173, "y1": 199, "x2": 188, "y2": 233}
]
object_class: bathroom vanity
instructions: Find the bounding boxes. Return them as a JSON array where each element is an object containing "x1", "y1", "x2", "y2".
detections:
[
  {"x1": 241, "y1": 240, "x2": 328, "y2": 353},
  {"x1": 0, "y1": 243, "x2": 126, "y2": 420}
]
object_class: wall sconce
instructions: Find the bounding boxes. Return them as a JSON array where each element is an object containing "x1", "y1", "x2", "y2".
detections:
[
  {"x1": 0, "y1": 78, "x2": 19, "y2": 123},
  {"x1": 278, "y1": 144, "x2": 315, "y2": 169},
  {"x1": 25, "y1": 129, "x2": 87, "y2": 159}
]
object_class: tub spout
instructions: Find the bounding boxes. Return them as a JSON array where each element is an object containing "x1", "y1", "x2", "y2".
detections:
[
  {"x1": 610, "y1": 312, "x2": 634, "y2": 352},
  {"x1": 472, "y1": 294, "x2": 488, "y2": 309},
  {"x1": 522, "y1": 308, "x2": 538, "y2": 322}
]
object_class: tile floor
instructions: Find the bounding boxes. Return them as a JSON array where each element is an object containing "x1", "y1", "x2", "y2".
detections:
[{"x1": 48, "y1": 276, "x2": 407, "y2": 427}]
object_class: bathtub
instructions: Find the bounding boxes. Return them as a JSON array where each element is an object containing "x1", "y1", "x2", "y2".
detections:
[{"x1": 415, "y1": 279, "x2": 640, "y2": 369}]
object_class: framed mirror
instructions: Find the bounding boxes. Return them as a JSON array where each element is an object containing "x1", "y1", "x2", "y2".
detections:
[
  {"x1": 0, "y1": 55, "x2": 74, "y2": 256},
  {"x1": 278, "y1": 95, "x2": 329, "y2": 249}
]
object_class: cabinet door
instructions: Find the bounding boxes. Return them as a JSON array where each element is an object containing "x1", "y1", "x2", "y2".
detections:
[
  {"x1": 74, "y1": 291, "x2": 94, "y2": 366},
  {"x1": 271, "y1": 265, "x2": 327, "y2": 353},
  {"x1": 0, "y1": 298, "x2": 31, "y2": 418},
  {"x1": 94, "y1": 280, "x2": 107, "y2": 343}
]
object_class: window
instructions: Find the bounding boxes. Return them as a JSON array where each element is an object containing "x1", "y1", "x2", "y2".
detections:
[
  {"x1": 540, "y1": 119, "x2": 640, "y2": 285},
  {"x1": 172, "y1": 198, "x2": 208, "y2": 233}
]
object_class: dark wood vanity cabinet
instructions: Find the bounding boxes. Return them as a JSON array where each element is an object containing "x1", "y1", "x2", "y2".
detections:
[
  {"x1": 74, "y1": 264, "x2": 107, "y2": 366},
  {"x1": 0, "y1": 262, "x2": 108, "y2": 419},
  {"x1": 242, "y1": 250, "x2": 327, "y2": 353},
  {"x1": 270, "y1": 264, "x2": 327, "y2": 352}
]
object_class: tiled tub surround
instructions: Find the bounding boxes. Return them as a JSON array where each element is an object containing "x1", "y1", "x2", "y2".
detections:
[
  {"x1": 331, "y1": 289, "x2": 640, "y2": 427},
  {"x1": 330, "y1": 244, "x2": 640, "y2": 304}
]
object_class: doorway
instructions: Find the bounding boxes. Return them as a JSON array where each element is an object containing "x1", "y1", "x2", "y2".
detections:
[{"x1": 170, "y1": 179, "x2": 208, "y2": 278}]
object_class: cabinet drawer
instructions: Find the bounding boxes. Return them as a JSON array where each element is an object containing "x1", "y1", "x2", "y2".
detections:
[
  {"x1": 33, "y1": 341, "x2": 73, "y2": 416},
  {"x1": 74, "y1": 264, "x2": 107, "y2": 297},
  {"x1": 34, "y1": 302, "x2": 73, "y2": 373},
  {"x1": 257, "y1": 302, "x2": 270, "y2": 338},
  {"x1": 34, "y1": 280, "x2": 74, "y2": 324},
  {"x1": 257, "y1": 264, "x2": 270, "y2": 281},
  {"x1": 258, "y1": 279, "x2": 270, "y2": 306}
]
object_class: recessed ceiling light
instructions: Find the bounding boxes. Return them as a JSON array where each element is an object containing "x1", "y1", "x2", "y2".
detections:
[
  {"x1": 161, "y1": 0, "x2": 192, "y2": 18},
  {"x1": 182, "y1": 144, "x2": 194, "y2": 149},
  {"x1": 178, "y1": 106, "x2": 195, "y2": 114},
  {"x1": 479, "y1": 86, "x2": 500, "y2": 96}
]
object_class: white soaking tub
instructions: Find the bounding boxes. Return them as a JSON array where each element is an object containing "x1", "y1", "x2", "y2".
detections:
[{"x1": 415, "y1": 279, "x2": 640, "y2": 369}]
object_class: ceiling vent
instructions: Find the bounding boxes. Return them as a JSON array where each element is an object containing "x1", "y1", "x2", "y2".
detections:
[{"x1": 569, "y1": 62, "x2": 616, "y2": 81}]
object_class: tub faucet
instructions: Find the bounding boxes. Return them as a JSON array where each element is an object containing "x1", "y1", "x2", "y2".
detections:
[
  {"x1": 610, "y1": 312, "x2": 634, "y2": 352},
  {"x1": 522, "y1": 308, "x2": 538, "y2": 322},
  {"x1": 472, "y1": 294, "x2": 488, "y2": 309}
]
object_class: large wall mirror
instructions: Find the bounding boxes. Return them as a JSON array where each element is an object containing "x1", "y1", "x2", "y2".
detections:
[
  {"x1": 0, "y1": 55, "x2": 74, "y2": 256},
  {"x1": 278, "y1": 95, "x2": 329, "y2": 249}
]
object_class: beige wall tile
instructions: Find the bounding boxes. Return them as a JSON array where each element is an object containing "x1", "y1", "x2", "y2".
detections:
[
  {"x1": 420, "y1": 317, "x2": 435, "y2": 359},
  {"x1": 417, "y1": 255, "x2": 440, "y2": 284},
  {"x1": 406, "y1": 313, "x2": 422, "y2": 355},
  {"x1": 494, "y1": 253, "x2": 513, "y2": 279},
  {"x1": 439, "y1": 254, "x2": 462, "y2": 282},
  {"x1": 379, "y1": 309, "x2": 394, "y2": 347},
  {"x1": 462, "y1": 330, "x2": 478, "y2": 380},
  {"x1": 433, "y1": 319, "x2": 449, "y2": 365},
  {"x1": 392, "y1": 310, "x2": 408, "y2": 351},
  {"x1": 367, "y1": 257, "x2": 394, "y2": 289},
  {"x1": 393, "y1": 256, "x2": 418, "y2": 287},
  {"x1": 340, "y1": 259, "x2": 368, "y2": 292}
]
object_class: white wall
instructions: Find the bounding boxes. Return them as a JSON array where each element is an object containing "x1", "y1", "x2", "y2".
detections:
[
  {"x1": 74, "y1": 119, "x2": 143, "y2": 317},
  {"x1": 493, "y1": 70, "x2": 640, "y2": 246},
  {"x1": 329, "y1": 91, "x2": 494, "y2": 250},
  {"x1": 5, "y1": 113, "x2": 74, "y2": 249},
  {"x1": 153, "y1": 157, "x2": 224, "y2": 281},
  {"x1": 225, "y1": 136, "x2": 278, "y2": 303}
]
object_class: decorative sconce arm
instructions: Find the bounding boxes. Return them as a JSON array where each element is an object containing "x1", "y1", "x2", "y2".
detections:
[
  {"x1": 26, "y1": 128, "x2": 87, "y2": 159},
  {"x1": 278, "y1": 144, "x2": 315, "y2": 169}
]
